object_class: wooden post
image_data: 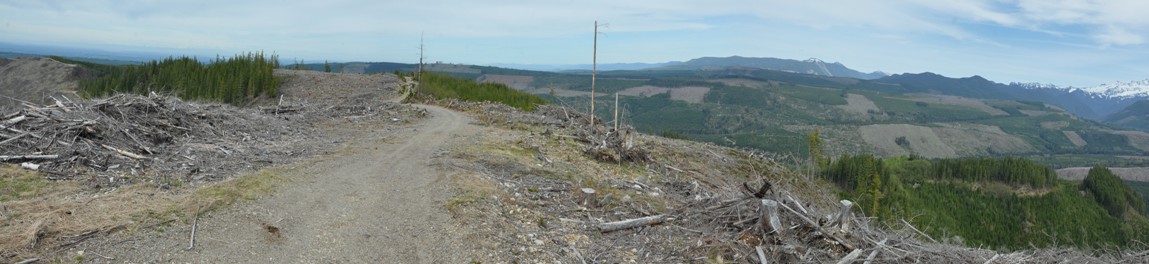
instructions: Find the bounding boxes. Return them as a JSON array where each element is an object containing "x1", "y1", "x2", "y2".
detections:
[
  {"x1": 760, "y1": 199, "x2": 782, "y2": 234},
  {"x1": 837, "y1": 200, "x2": 854, "y2": 234}
]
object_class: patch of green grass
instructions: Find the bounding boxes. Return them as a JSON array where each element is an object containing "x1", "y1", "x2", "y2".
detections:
[
  {"x1": 0, "y1": 165, "x2": 49, "y2": 202},
  {"x1": 192, "y1": 170, "x2": 282, "y2": 209},
  {"x1": 418, "y1": 72, "x2": 550, "y2": 111}
]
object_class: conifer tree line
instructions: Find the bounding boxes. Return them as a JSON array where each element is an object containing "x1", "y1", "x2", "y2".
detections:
[
  {"x1": 1083, "y1": 166, "x2": 1148, "y2": 218},
  {"x1": 819, "y1": 154, "x2": 1149, "y2": 250},
  {"x1": 77, "y1": 52, "x2": 281, "y2": 105}
]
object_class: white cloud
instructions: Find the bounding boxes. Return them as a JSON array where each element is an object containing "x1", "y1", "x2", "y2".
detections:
[{"x1": 1095, "y1": 25, "x2": 1145, "y2": 46}]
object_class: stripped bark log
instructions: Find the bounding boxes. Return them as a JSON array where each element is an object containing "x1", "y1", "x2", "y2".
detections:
[
  {"x1": 0, "y1": 155, "x2": 59, "y2": 161},
  {"x1": 600, "y1": 214, "x2": 668, "y2": 232}
]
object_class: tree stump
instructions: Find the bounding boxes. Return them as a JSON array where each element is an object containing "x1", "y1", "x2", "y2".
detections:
[{"x1": 579, "y1": 188, "x2": 598, "y2": 208}]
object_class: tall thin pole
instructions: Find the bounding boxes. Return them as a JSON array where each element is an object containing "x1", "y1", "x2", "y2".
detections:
[
  {"x1": 414, "y1": 32, "x2": 424, "y2": 99},
  {"x1": 591, "y1": 20, "x2": 598, "y2": 125},
  {"x1": 614, "y1": 92, "x2": 619, "y2": 130}
]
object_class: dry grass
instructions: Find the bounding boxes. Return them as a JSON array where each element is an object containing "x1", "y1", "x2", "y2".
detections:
[
  {"x1": 838, "y1": 93, "x2": 881, "y2": 115},
  {"x1": 931, "y1": 123, "x2": 1037, "y2": 156},
  {"x1": 0, "y1": 164, "x2": 286, "y2": 262},
  {"x1": 858, "y1": 124, "x2": 958, "y2": 158}
]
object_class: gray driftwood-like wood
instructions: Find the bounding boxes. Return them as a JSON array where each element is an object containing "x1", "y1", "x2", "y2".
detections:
[
  {"x1": 0, "y1": 155, "x2": 59, "y2": 161},
  {"x1": 599, "y1": 214, "x2": 667, "y2": 232},
  {"x1": 837, "y1": 200, "x2": 854, "y2": 233},
  {"x1": 836, "y1": 249, "x2": 863, "y2": 264},
  {"x1": 579, "y1": 188, "x2": 597, "y2": 208},
  {"x1": 760, "y1": 199, "x2": 782, "y2": 234}
]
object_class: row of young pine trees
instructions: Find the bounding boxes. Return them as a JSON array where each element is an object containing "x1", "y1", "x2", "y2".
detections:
[{"x1": 77, "y1": 52, "x2": 280, "y2": 105}]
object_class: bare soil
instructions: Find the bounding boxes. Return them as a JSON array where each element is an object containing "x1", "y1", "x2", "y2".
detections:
[{"x1": 53, "y1": 105, "x2": 483, "y2": 263}]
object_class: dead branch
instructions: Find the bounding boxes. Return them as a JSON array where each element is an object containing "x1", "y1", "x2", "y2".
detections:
[
  {"x1": 600, "y1": 215, "x2": 668, "y2": 232},
  {"x1": 100, "y1": 143, "x2": 146, "y2": 160},
  {"x1": 836, "y1": 249, "x2": 863, "y2": 264},
  {"x1": 779, "y1": 201, "x2": 855, "y2": 250},
  {"x1": 901, "y1": 219, "x2": 937, "y2": 243}
]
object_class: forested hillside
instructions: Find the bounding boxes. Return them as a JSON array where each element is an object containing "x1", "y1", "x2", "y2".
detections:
[{"x1": 822, "y1": 155, "x2": 1149, "y2": 250}]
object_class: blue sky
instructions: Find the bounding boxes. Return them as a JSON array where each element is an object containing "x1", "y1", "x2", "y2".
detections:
[{"x1": 1, "y1": 0, "x2": 1147, "y2": 87}]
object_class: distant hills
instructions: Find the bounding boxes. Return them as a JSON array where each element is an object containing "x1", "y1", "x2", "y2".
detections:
[
  {"x1": 495, "y1": 56, "x2": 887, "y2": 79},
  {"x1": 656, "y1": 56, "x2": 888, "y2": 80}
]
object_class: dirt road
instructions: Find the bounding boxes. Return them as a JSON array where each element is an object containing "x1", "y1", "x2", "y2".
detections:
[{"x1": 69, "y1": 105, "x2": 480, "y2": 263}]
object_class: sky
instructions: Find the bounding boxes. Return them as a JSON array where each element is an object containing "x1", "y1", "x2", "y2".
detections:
[{"x1": 1, "y1": 0, "x2": 1147, "y2": 87}]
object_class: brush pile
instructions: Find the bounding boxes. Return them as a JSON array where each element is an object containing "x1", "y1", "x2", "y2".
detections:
[
  {"x1": 673, "y1": 178, "x2": 1139, "y2": 263},
  {"x1": 0, "y1": 93, "x2": 323, "y2": 187},
  {"x1": 535, "y1": 105, "x2": 650, "y2": 163}
]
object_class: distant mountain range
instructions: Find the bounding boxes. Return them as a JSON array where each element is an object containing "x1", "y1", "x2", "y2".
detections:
[
  {"x1": 655, "y1": 56, "x2": 888, "y2": 80},
  {"x1": 494, "y1": 56, "x2": 887, "y2": 80}
]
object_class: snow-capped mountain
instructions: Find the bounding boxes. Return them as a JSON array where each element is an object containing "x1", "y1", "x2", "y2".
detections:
[
  {"x1": 1017, "y1": 79, "x2": 1149, "y2": 100},
  {"x1": 1078, "y1": 79, "x2": 1149, "y2": 99},
  {"x1": 1010, "y1": 82, "x2": 1073, "y2": 91}
]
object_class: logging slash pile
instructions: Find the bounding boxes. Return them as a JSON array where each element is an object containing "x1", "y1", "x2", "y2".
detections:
[
  {"x1": 0, "y1": 91, "x2": 422, "y2": 188},
  {"x1": 0, "y1": 93, "x2": 315, "y2": 187},
  {"x1": 529, "y1": 104, "x2": 651, "y2": 163}
]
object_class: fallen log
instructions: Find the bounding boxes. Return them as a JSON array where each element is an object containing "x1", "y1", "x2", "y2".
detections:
[
  {"x1": 599, "y1": 214, "x2": 668, "y2": 232},
  {"x1": 0, "y1": 155, "x2": 59, "y2": 162},
  {"x1": 0, "y1": 132, "x2": 29, "y2": 146}
]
